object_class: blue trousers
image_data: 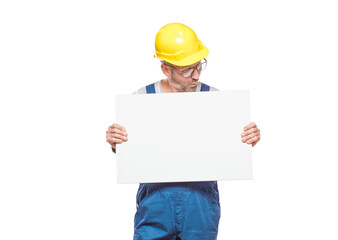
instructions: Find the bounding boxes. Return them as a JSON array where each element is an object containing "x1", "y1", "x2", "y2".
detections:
[{"x1": 133, "y1": 181, "x2": 221, "y2": 240}]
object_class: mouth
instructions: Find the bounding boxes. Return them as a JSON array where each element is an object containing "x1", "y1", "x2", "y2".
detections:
[{"x1": 191, "y1": 80, "x2": 198, "y2": 86}]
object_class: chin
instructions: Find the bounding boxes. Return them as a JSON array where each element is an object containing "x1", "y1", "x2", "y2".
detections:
[{"x1": 183, "y1": 87, "x2": 197, "y2": 92}]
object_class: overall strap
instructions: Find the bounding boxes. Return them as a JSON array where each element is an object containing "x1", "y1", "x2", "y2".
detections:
[
  {"x1": 200, "y1": 83, "x2": 211, "y2": 92},
  {"x1": 146, "y1": 83, "x2": 156, "y2": 94}
]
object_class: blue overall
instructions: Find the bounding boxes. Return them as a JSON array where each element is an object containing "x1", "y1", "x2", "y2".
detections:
[{"x1": 133, "y1": 83, "x2": 221, "y2": 240}]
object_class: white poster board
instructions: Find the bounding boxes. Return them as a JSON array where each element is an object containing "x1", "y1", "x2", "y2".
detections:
[{"x1": 115, "y1": 90, "x2": 252, "y2": 183}]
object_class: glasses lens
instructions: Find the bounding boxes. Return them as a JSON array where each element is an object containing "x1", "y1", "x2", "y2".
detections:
[
  {"x1": 183, "y1": 69, "x2": 194, "y2": 77},
  {"x1": 196, "y1": 63, "x2": 202, "y2": 71},
  {"x1": 181, "y1": 59, "x2": 207, "y2": 77},
  {"x1": 196, "y1": 60, "x2": 207, "y2": 72},
  {"x1": 201, "y1": 61, "x2": 207, "y2": 71}
]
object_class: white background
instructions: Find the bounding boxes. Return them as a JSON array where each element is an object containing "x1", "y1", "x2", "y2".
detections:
[{"x1": 0, "y1": 0, "x2": 337, "y2": 239}]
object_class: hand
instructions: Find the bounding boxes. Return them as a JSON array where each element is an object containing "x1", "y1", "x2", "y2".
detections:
[
  {"x1": 106, "y1": 123, "x2": 128, "y2": 150},
  {"x1": 241, "y1": 122, "x2": 260, "y2": 147}
]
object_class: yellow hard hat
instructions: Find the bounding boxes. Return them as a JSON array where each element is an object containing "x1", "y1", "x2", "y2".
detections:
[{"x1": 154, "y1": 23, "x2": 209, "y2": 66}]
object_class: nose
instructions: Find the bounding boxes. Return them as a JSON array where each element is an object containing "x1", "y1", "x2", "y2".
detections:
[{"x1": 191, "y1": 67, "x2": 200, "y2": 80}]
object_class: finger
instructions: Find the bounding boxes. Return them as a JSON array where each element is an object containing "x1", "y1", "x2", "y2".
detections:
[
  {"x1": 246, "y1": 135, "x2": 260, "y2": 144},
  {"x1": 108, "y1": 137, "x2": 124, "y2": 144},
  {"x1": 108, "y1": 123, "x2": 126, "y2": 132},
  {"x1": 241, "y1": 127, "x2": 259, "y2": 137},
  {"x1": 109, "y1": 133, "x2": 128, "y2": 142},
  {"x1": 107, "y1": 138, "x2": 116, "y2": 145},
  {"x1": 242, "y1": 132, "x2": 259, "y2": 142},
  {"x1": 106, "y1": 138, "x2": 116, "y2": 148},
  {"x1": 251, "y1": 133, "x2": 261, "y2": 146},
  {"x1": 244, "y1": 122, "x2": 257, "y2": 131},
  {"x1": 106, "y1": 128, "x2": 128, "y2": 136}
]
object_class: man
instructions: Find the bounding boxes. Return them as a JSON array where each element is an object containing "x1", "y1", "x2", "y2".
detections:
[{"x1": 106, "y1": 23, "x2": 261, "y2": 240}]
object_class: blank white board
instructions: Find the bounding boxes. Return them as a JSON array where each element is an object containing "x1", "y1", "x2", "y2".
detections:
[{"x1": 115, "y1": 91, "x2": 252, "y2": 183}]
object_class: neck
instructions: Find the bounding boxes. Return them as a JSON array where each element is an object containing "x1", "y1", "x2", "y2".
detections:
[
  {"x1": 161, "y1": 79, "x2": 184, "y2": 93},
  {"x1": 161, "y1": 78, "x2": 196, "y2": 93}
]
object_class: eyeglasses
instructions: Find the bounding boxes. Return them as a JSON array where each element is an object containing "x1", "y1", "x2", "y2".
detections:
[{"x1": 167, "y1": 58, "x2": 207, "y2": 78}]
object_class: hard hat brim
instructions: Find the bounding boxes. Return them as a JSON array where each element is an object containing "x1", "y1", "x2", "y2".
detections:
[{"x1": 155, "y1": 40, "x2": 209, "y2": 67}]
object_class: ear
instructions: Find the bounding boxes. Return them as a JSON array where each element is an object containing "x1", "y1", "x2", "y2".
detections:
[{"x1": 161, "y1": 64, "x2": 171, "y2": 78}]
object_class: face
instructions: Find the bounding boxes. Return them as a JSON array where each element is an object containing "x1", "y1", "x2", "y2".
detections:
[{"x1": 161, "y1": 61, "x2": 202, "y2": 92}]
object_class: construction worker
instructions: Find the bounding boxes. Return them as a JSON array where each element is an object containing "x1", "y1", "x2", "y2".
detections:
[{"x1": 106, "y1": 23, "x2": 261, "y2": 239}]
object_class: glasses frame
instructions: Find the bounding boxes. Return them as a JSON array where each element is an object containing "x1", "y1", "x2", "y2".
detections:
[{"x1": 165, "y1": 58, "x2": 207, "y2": 78}]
